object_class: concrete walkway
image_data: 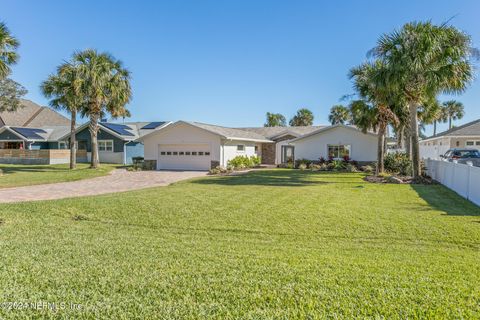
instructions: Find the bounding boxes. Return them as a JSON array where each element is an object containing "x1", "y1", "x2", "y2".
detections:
[{"x1": 0, "y1": 169, "x2": 208, "y2": 204}]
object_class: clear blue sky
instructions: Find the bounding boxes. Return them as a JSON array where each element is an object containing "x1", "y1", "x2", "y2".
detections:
[{"x1": 3, "y1": 0, "x2": 480, "y2": 135}]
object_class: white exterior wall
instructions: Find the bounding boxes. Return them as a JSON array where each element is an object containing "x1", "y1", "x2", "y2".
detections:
[
  {"x1": 293, "y1": 126, "x2": 378, "y2": 162},
  {"x1": 221, "y1": 140, "x2": 258, "y2": 167},
  {"x1": 420, "y1": 137, "x2": 450, "y2": 160},
  {"x1": 87, "y1": 151, "x2": 124, "y2": 164},
  {"x1": 426, "y1": 159, "x2": 480, "y2": 207},
  {"x1": 142, "y1": 122, "x2": 222, "y2": 163}
]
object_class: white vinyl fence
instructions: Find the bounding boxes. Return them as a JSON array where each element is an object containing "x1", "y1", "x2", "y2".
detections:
[{"x1": 426, "y1": 159, "x2": 480, "y2": 206}]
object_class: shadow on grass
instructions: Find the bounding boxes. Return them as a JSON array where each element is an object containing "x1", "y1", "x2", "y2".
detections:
[
  {"x1": 0, "y1": 165, "x2": 69, "y2": 175},
  {"x1": 191, "y1": 170, "x2": 363, "y2": 187},
  {"x1": 411, "y1": 184, "x2": 480, "y2": 217}
]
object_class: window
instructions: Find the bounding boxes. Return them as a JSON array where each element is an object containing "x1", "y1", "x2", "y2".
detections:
[
  {"x1": 205, "y1": 152, "x2": 210, "y2": 156},
  {"x1": 173, "y1": 151, "x2": 178, "y2": 155},
  {"x1": 98, "y1": 140, "x2": 113, "y2": 152},
  {"x1": 192, "y1": 152, "x2": 197, "y2": 155},
  {"x1": 58, "y1": 141, "x2": 68, "y2": 149},
  {"x1": 255, "y1": 145, "x2": 259, "y2": 152},
  {"x1": 166, "y1": 151, "x2": 171, "y2": 155},
  {"x1": 185, "y1": 151, "x2": 191, "y2": 155},
  {"x1": 160, "y1": 151, "x2": 166, "y2": 155},
  {"x1": 198, "y1": 151, "x2": 204, "y2": 156},
  {"x1": 328, "y1": 145, "x2": 351, "y2": 160},
  {"x1": 179, "y1": 151, "x2": 184, "y2": 155},
  {"x1": 466, "y1": 140, "x2": 480, "y2": 147},
  {"x1": 237, "y1": 145, "x2": 245, "y2": 152},
  {"x1": 456, "y1": 141, "x2": 460, "y2": 147}
]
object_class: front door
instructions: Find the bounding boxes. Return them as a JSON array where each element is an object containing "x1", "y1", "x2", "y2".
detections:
[{"x1": 281, "y1": 146, "x2": 294, "y2": 164}]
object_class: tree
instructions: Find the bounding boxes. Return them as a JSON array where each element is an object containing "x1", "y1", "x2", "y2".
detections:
[
  {"x1": 0, "y1": 22, "x2": 19, "y2": 79},
  {"x1": 442, "y1": 100, "x2": 464, "y2": 130},
  {"x1": 349, "y1": 61, "x2": 399, "y2": 174},
  {"x1": 264, "y1": 112, "x2": 286, "y2": 127},
  {"x1": 0, "y1": 78, "x2": 27, "y2": 112},
  {"x1": 289, "y1": 108, "x2": 314, "y2": 126},
  {"x1": 41, "y1": 63, "x2": 83, "y2": 169},
  {"x1": 417, "y1": 97, "x2": 443, "y2": 136},
  {"x1": 328, "y1": 105, "x2": 350, "y2": 125},
  {"x1": 71, "y1": 49, "x2": 132, "y2": 168},
  {"x1": 372, "y1": 21, "x2": 476, "y2": 178}
]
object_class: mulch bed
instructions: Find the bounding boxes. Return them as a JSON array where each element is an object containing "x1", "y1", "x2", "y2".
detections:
[{"x1": 364, "y1": 175, "x2": 436, "y2": 185}]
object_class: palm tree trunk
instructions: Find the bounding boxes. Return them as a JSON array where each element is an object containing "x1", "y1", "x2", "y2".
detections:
[
  {"x1": 409, "y1": 101, "x2": 421, "y2": 178},
  {"x1": 376, "y1": 123, "x2": 386, "y2": 175},
  {"x1": 89, "y1": 112, "x2": 100, "y2": 169},
  {"x1": 397, "y1": 126, "x2": 404, "y2": 149},
  {"x1": 449, "y1": 116, "x2": 452, "y2": 129},
  {"x1": 69, "y1": 110, "x2": 77, "y2": 170},
  {"x1": 433, "y1": 120, "x2": 437, "y2": 136}
]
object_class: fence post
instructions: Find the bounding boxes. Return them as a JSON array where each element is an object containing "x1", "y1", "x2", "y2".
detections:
[{"x1": 466, "y1": 162, "x2": 472, "y2": 201}]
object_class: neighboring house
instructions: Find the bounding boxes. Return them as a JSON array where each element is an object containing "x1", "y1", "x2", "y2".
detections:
[
  {"x1": 60, "y1": 121, "x2": 171, "y2": 164},
  {"x1": 420, "y1": 119, "x2": 480, "y2": 159},
  {"x1": 0, "y1": 99, "x2": 70, "y2": 128},
  {"x1": 139, "y1": 121, "x2": 377, "y2": 170}
]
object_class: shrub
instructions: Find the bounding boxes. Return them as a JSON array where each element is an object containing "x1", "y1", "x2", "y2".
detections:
[
  {"x1": 384, "y1": 152, "x2": 412, "y2": 176},
  {"x1": 360, "y1": 165, "x2": 374, "y2": 173},
  {"x1": 209, "y1": 165, "x2": 232, "y2": 175},
  {"x1": 318, "y1": 157, "x2": 326, "y2": 164},
  {"x1": 330, "y1": 160, "x2": 346, "y2": 171},
  {"x1": 345, "y1": 163, "x2": 358, "y2": 172},
  {"x1": 227, "y1": 155, "x2": 261, "y2": 170},
  {"x1": 295, "y1": 158, "x2": 313, "y2": 168},
  {"x1": 298, "y1": 163, "x2": 308, "y2": 170}
]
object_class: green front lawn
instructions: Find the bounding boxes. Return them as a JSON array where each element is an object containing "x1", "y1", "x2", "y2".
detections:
[
  {"x1": 0, "y1": 170, "x2": 478, "y2": 318},
  {"x1": 0, "y1": 163, "x2": 118, "y2": 188}
]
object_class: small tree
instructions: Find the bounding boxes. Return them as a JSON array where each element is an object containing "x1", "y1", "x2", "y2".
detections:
[
  {"x1": 264, "y1": 112, "x2": 286, "y2": 127},
  {"x1": 328, "y1": 105, "x2": 351, "y2": 125},
  {"x1": 289, "y1": 108, "x2": 314, "y2": 126},
  {"x1": 0, "y1": 78, "x2": 27, "y2": 112}
]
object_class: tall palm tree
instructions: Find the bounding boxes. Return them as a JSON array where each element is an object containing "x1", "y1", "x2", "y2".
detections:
[
  {"x1": 372, "y1": 21, "x2": 476, "y2": 178},
  {"x1": 41, "y1": 63, "x2": 83, "y2": 169},
  {"x1": 71, "y1": 49, "x2": 132, "y2": 168},
  {"x1": 418, "y1": 97, "x2": 443, "y2": 136},
  {"x1": 264, "y1": 112, "x2": 286, "y2": 127},
  {"x1": 328, "y1": 105, "x2": 350, "y2": 125},
  {"x1": 350, "y1": 61, "x2": 399, "y2": 174},
  {"x1": 0, "y1": 22, "x2": 19, "y2": 79},
  {"x1": 442, "y1": 100, "x2": 464, "y2": 129},
  {"x1": 289, "y1": 108, "x2": 314, "y2": 126}
]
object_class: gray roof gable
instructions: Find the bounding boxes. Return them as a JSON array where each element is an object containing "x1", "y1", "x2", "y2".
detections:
[{"x1": 424, "y1": 119, "x2": 480, "y2": 140}]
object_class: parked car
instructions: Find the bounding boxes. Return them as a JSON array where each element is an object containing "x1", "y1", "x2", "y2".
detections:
[{"x1": 441, "y1": 148, "x2": 480, "y2": 166}]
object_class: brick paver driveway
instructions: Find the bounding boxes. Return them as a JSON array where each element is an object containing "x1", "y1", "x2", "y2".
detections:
[{"x1": 0, "y1": 169, "x2": 208, "y2": 203}]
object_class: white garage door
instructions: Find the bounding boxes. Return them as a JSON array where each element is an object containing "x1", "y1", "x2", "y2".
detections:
[{"x1": 157, "y1": 144, "x2": 212, "y2": 170}]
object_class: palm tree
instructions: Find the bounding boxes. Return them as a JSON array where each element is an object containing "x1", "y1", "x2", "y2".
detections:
[
  {"x1": 417, "y1": 97, "x2": 443, "y2": 136},
  {"x1": 0, "y1": 22, "x2": 19, "y2": 79},
  {"x1": 71, "y1": 49, "x2": 132, "y2": 168},
  {"x1": 442, "y1": 100, "x2": 464, "y2": 130},
  {"x1": 264, "y1": 112, "x2": 286, "y2": 127},
  {"x1": 349, "y1": 61, "x2": 399, "y2": 174},
  {"x1": 372, "y1": 21, "x2": 476, "y2": 178},
  {"x1": 289, "y1": 108, "x2": 314, "y2": 126},
  {"x1": 328, "y1": 105, "x2": 350, "y2": 125},
  {"x1": 41, "y1": 63, "x2": 83, "y2": 169}
]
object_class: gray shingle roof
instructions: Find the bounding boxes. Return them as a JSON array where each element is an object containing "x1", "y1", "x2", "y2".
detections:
[
  {"x1": 424, "y1": 119, "x2": 480, "y2": 140},
  {"x1": 185, "y1": 122, "x2": 273, "y2": 142},
  {"x1": 237, "y1": 126, "x2": 326, "y2": 139},
  {"x1": 0, "y1": 99, "x2": 70, "y2": 127}
]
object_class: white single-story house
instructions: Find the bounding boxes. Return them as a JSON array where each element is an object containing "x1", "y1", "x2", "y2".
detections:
[
  {"x1": 420, "y1": 119, "x2": 480, "y2": 159},
  {"x1": 139, "y1": 121, "x2": 378, "y2": 170}
]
